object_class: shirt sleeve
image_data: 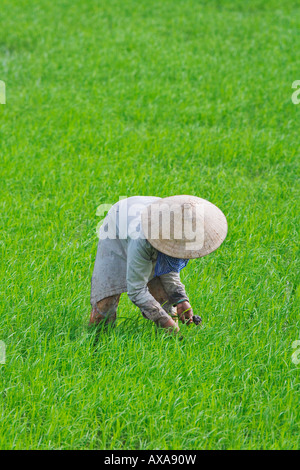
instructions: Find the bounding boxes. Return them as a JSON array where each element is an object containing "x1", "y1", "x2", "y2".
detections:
[
  {"x1": 126, "y1": 238, "x2": 171, "y2": 326},
  {"x1": 159, "y1": 271, "x2": 189, "y2": 305}
]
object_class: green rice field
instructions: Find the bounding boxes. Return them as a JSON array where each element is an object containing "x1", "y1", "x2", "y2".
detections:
[{"x1": 0, "y1": 0, "x2": 299, "y2": 449}]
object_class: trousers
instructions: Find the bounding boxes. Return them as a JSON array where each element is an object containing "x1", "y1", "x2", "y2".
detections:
[{"x1": 89, "y1": 276, "x2": 177, "y2": 327}]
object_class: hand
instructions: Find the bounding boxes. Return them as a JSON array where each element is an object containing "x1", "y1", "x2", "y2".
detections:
[
  {"x1": 160, "y1": 317, "x2": 180, "y2": 335},
  {"x1": 176, "y1": 301, "x2": 193, "y2": 325}
]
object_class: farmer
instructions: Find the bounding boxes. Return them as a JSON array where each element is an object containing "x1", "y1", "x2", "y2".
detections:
[{"x1": 89, "y1": 195, "x2": 227, "y2": 334}]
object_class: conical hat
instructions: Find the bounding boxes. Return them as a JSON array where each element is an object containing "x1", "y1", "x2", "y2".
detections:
[{"x1": 140, "y1": 195, "x2": 227, "y2": 259}]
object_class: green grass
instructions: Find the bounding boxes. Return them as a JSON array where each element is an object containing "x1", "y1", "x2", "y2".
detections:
[{"x1": 0, "y1": 0, "x2": 299, "y2": 450}]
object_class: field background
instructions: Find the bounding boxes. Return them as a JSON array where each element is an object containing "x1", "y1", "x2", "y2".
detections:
[{"x1": 0, "y1": 0, "x2": 299, "y2": 450}]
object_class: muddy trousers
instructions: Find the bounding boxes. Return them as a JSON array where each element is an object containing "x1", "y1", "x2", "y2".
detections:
[{"x1": 89, "y1": 277, "x2": 176, "y2": 326}]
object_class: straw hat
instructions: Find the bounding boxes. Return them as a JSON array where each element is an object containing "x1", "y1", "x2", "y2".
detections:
[{"x1": 140, "y1": 195, "x2": 227, "y2": 259}]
